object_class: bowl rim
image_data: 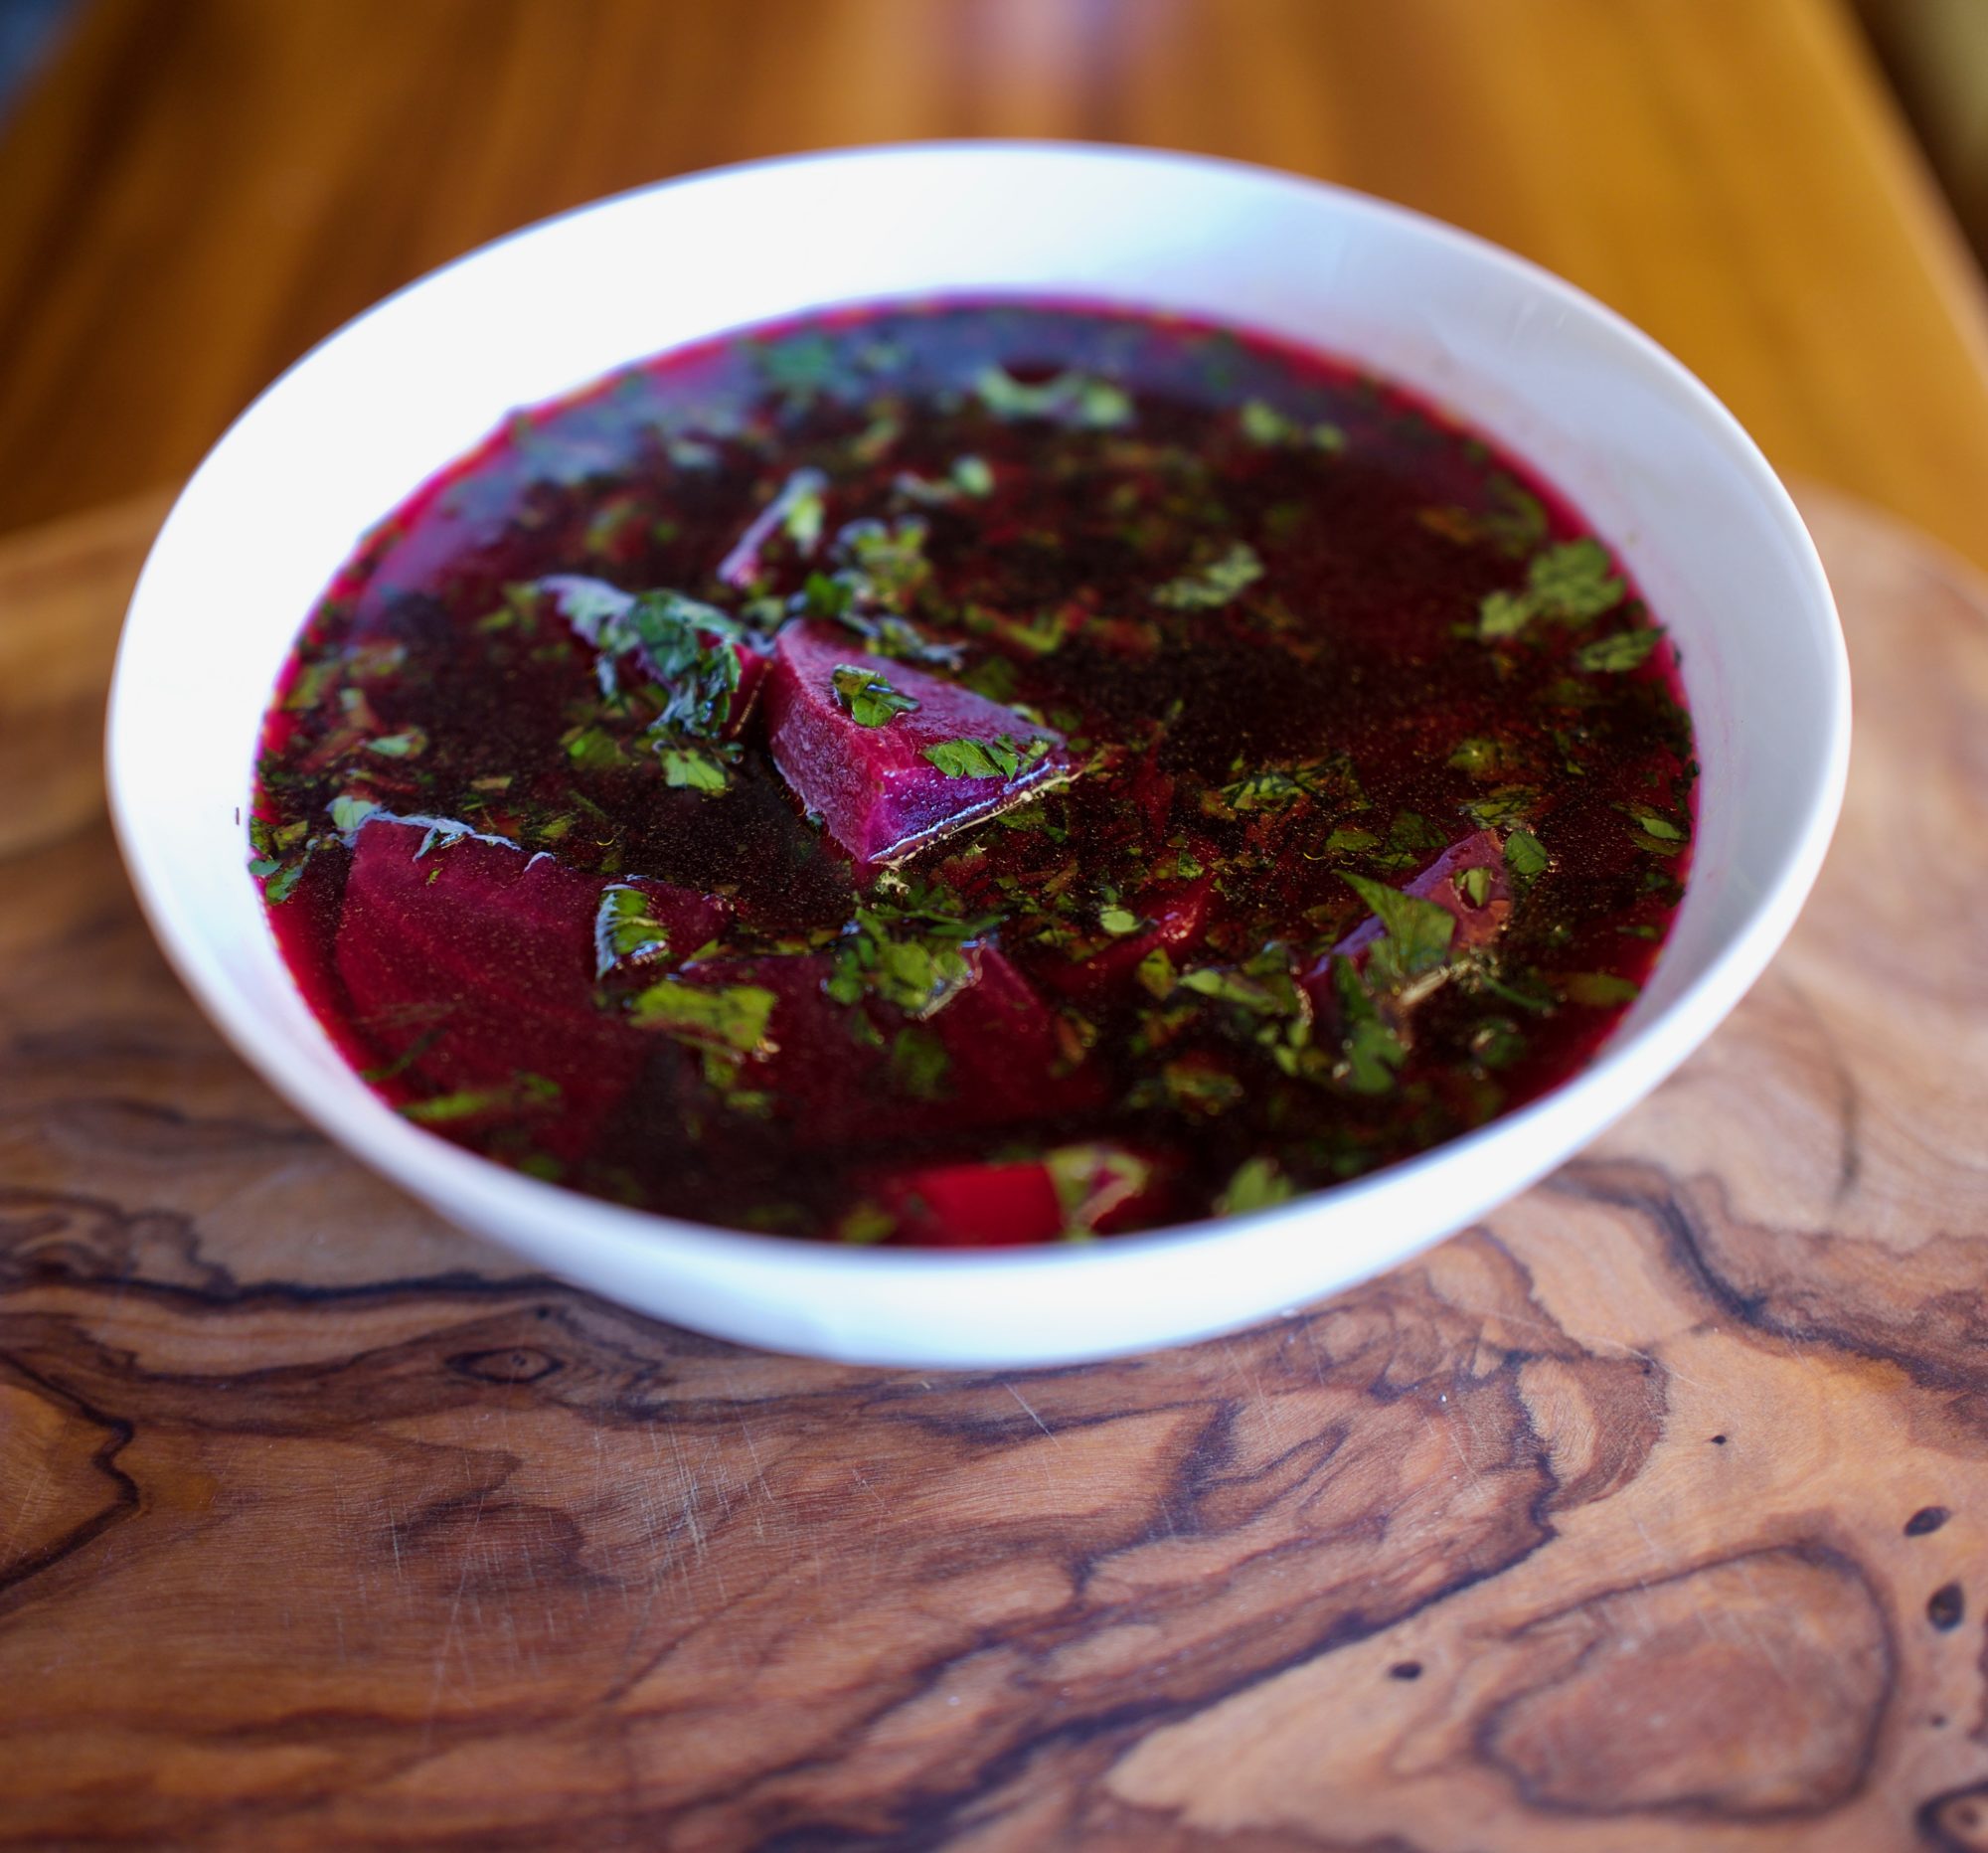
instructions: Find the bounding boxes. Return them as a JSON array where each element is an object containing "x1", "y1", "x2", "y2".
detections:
[{"x1": 107, "y1": 137, "x2": 1852, "y2": 1298}]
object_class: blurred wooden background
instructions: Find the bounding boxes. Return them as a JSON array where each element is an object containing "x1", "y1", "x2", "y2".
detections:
[{"x1": 2, "y1": 0, "x2": 1988, "y2": 569}]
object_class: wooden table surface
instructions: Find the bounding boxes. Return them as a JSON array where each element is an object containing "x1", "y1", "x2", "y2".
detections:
[{"x1": 6, "y1": 3, "x2": 1988, "y2": 1848}]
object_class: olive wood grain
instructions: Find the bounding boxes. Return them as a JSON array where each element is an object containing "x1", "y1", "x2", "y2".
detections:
[{"x1": 3, "y1": 487, "x2": 1988, "y2": 1848}]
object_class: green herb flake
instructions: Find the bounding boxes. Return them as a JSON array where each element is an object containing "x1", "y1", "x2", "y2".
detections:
[
  {"x1": 1574, "y1": 626, "x2": 1661, "y2": 674},
  {"x1": 657, "y1": 745, "x2": 732, "y2": 792},
  {"x1": 951, "y1": 454, "x2": 994, "y2": 497},
  {"x1": 1563, "y1": 971, "x2": 1641, "y2": 1007},
  {"x1": 1478, "y1": 537, "x2": 1627, "y2": 641},
  {"x1": 262, "y1": 847, "x2": 315, "y2": 904},
  {"x1": 1504, "y1": 829, "x2": 1550, "y2": 888},
  {"x1": 1477, "y1": 590, "x2": 1536, "y2": 641},
  {"x1": 1469, "y1": 1018, "x2": 1527, "y2": 1069},
  {"x1": 1217, "y1": 753, "x2": 1359, "y2": 815},
  {"x1": 974, "y1": 366, "x2": 1132, "y2": 428},
  {"x1": 921, "y1": 734, "x2": 1053, "y2": 780},
  {"x1": 830, "y1": 662, "x2": 920, "y2": 728},
  {"x1": 1621, "y1": 802, "x2": 1688, "y2": 855},
  {"x1": 1530, "y1": 539, "x2": 1625, "y2": 619},
  {"x1": 1330, "y1": 955, "x2": 1409, "y2": 1093},
  {"x1": 1460, "y1": 787, "x2": 1537, "y2": 830},
  {"x1": 888, "y1": 1027, "x2": 950, "y2": 1101},
  {"x1": 1447, "y1": 736, "x2": 1513, "y2": 778},
  {"x1": 1153, "y1": 541, "x2": 1264, "y2": 610},
  {"x1": 365, "y1": 729, "x2": 426, "y2": 758},
  {"x1": 566, "y1": 725, "x2": 627, "y2": 771},
  {"x1": 322, "y1": 794, "x2": 378, "y2": 837},
  {"x1": 1322, "y1": 827, "x2": 1380, "y2": 856},
  {"x1": 400, "y1": 1089, "x2": 512, "y2": 1124},
  {"x1": 1343, "y1": 872, "x2": 1457, "y2": 981},
  {"x1": 1215, "y1": 1155, "x2": 1297, "y2": 1217},
  {"x1": 1458, "y1": 866, "x2": 1492, "y2": 908},
  {"x1": 594, "y1": 885, "x2": 673, "y2": 978},
  {"x1": 1097, "y1": 906, "x2": 1141, "y2": 936},
  {"x1": 630, "y1": 979, "x2": 777, "y2": 1054},
  {"x1": 1136, "y1": 947, "x2": 1177, "y2": 1000},
  {"x1": 837, "y1": 1201, "x2": 897, "y2": 1246}
]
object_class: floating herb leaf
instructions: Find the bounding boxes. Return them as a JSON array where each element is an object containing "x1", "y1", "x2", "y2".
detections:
[
  {"x1": 1563, "y1": 971, "x2": 1641, "y2": 1007},
  {"x1": 1330, "y1": 955, "x2": 1409, "y2": 1094},
  {"x1": 1504, "y1": 829, "x2": 1550, "y2": 889},
  {"x1": 1574, "y1": 626, "x2": 1661, "y2": 673},
  {"x1": 593, "y1": 885, "x2": 673, "y2": 978},
  {"x1": 1153, "y1": 541, "x2": 1264, "y2": 610},
  {"x1": 922, "y1": 734, "x2": 1053, "y2": 780},
  {"x1": 1216, "y1": 753, "x2": 1360, "y2": 814},
  {"x1": 657, "y1": 745, "x2": 733, "y2": 793},
  {"x1": 1343, "y1": 872, "x2": 1457, "y2": 982},
  {"x1": 974, "y1": 366, "x2": 1132, "y2": 428},
  {"x1": 888, "y1": 1027, "x2": 950, "y2": 1100},
  {"x1": 1477, "y1": 538, "x2": 1626, "y2": 640},
  {"x1": 830, "y1": 663, "x2": 920, "y2": 728},
  {"x1": 1215, "y1": 1155, "x2": 1296, "y2": 1216},
  {"x1": 630, "y1": 980, "x2": 777, "y2": 1054}
]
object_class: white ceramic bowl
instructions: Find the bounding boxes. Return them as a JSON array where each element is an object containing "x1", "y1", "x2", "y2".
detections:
[{"x1": 108, "y1": 143, "x2": 1849, "y2": 1368}]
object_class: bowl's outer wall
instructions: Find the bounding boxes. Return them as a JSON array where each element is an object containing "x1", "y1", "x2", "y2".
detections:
[{"x1": 108, "y1": 144, "x2": 1849, "y2": 1366}]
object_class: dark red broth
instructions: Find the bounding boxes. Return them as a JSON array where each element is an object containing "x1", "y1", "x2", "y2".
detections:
[{"x1": 251, "y1": 300, "x2": 1696, "y2": 1245}]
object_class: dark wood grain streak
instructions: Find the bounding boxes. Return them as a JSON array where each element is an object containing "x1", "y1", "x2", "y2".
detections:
[{"x1": 1, "y1": 489, "x2": 1987, "y2": 1846}]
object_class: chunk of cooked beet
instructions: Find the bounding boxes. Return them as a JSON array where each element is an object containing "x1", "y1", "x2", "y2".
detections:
[
  {"x1": 871, "y1": 1161, "x2": 1065, "y2": 1248},
  {"x1": 866, "y1": 1142, "x2": 1176, "y2": 1247},
  {"x1": 647, "y1": 941, "x2": 1099, "y2": 1148},
  {"x1": 1037, "y1": 876, "x2": 1215, "y2": 1001},
  {"x1": 764, "y1": 621, "x2": 1069, "y2": 864},
  {"x1": 335, "y1": 819, "x2": 726, "y2": 1158}
]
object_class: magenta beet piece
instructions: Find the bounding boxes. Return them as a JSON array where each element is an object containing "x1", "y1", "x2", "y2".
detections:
[
  {"x1": 764, "y1": 621, "x2": 1069, "y2": 864},
  {"x1": 1038, "y1": 876, "x2": 1215, "y2": 1001},
  {"x1": 335, "y1": 820, "x2": 722, "y2": 1158},
  {"x1": 866, "y1": 1141, "x2": 1177, "y2": 1248},
  {"x1": 870, "y1": 1161, "x2": 1065, "y2": 1248}
]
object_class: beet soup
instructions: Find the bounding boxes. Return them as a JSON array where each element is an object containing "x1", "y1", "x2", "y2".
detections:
[{"x1": 249, "y1": 300, "x2": 1696, "y2": 1246}]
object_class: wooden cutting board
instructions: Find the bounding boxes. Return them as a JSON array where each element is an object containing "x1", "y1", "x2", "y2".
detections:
[{"x1": 2, "y1": 484, "x2": 1985, "y2": 1851}]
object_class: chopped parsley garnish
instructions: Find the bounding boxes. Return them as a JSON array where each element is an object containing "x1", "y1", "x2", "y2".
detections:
[
  {"x1": 657, "y1": 745, "x2": 733, "y2": 792},
  {"x1": 1330, "y1": 955, "x2": 1409, "y2": 1094},
  {"x1": 1574, "y1": 626, "x2": 1662, "y2": 674},
  {"x1": 1343, "y1": 872, "x2": 1457, "y2": 985},
  {"x1": 922, "y1": 734, "x2": 1053, "y2": 780},
  {"x1": 888, "y1": 1027, "x2": 951, "y2": 1100},
  {"x1": 594, "y1": 885, "x2": 673, "y2": 978},
  {"x1": 1563, "y1": 971, "x2": 1641, "y2": 1007},
  {"x1": 1504, "y1": 829, "x2": 1550, "y2": 888},
  {"x1": 630, "y1": 980, "x2": 777, "y2": 1054},
  {"x1": 1478, "y1": 537, "x2": 1626, "y2": 640},
  {"x1": 1215, "y1": 753, "x2": 1360, "y2": 814},
  {"x1": 974, "y1": 366, "x2": 1132, "y2": 427},
  {"x1": 831, "y1": 663, "x2": 920, "y2": 728},
  {"x1": 1153, "y1": 541, "x2": 1264, "y2": 609},
  {"x1": 1215, "y1": 1154, "x2": 1297, "y2": 1215}
]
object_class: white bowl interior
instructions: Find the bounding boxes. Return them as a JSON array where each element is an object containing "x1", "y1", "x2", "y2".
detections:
[{"x1": 109, "y1": 144, "x2": 1848, "y2": 1368}]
